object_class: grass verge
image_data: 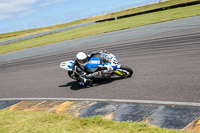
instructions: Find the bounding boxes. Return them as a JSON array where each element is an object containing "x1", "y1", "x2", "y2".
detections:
[
  {"x1": 0, "y1": 0, "x2": 198, "y2": 42},
  {"x1": 0, "y1": 110, "x2": 191, "y2": 133},
  {"x1": 0, "y1": 4, "x2": 200, "y2": 54}
]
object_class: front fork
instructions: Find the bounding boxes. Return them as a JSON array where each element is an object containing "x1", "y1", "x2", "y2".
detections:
[
  {"x1": 114, "y1": 71, "x2": 124, "y2": 76},
  {"x1": 113, "y1": 64, "x2": 124, "y2": 76}
]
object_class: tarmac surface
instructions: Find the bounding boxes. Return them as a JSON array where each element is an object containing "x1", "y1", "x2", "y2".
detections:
[{"x1": 0, "y1": 16, "x2": 200, "y2": 103}]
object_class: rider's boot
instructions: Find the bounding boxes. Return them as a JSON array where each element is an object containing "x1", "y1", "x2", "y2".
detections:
[{"x1": 79, "y1": 75, "x2": 94, "y2": 87}]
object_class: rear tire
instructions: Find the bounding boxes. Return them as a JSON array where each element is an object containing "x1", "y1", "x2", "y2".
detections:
[{"x1": 119, "y1": 65, "x2": 133, "y2": 77}]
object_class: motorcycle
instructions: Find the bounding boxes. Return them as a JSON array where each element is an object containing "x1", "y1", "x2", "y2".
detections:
[{"x1": 60, "y1": 52, "x2": 133, "y2": 87}]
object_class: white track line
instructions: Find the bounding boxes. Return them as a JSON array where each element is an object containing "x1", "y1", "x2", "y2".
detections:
[{"x1": 1, "y1": 98, "x2": 200, "y2": 107}]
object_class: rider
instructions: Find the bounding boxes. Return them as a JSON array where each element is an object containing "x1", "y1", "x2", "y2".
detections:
[{"x1": 72, "y1": 50, "x2": 113, "y2": 86}]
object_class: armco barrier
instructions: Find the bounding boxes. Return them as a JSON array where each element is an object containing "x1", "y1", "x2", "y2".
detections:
[
  {"x1": 0, "y1": 22, "x2": 96, "y2": 46},
  {"x1": 96, "y1": 0, "x2": 200, "y2": 22}
]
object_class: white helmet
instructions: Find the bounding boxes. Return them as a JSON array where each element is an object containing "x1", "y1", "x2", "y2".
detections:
[{"x1": 76, "y1": 52, "x2": 87, "y2": 67}]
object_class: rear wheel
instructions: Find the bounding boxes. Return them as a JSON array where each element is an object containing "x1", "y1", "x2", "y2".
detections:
[{"x1": 119, "y1": 65, "x2": 133, "y2": 77}]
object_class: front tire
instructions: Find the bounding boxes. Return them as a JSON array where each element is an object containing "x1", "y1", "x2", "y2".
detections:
[{"x1": 119, "y1": 65, "x2": 133, "y2": 77}]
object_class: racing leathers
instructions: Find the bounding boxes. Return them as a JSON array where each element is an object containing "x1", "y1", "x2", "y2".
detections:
[{"x1": 72, "y1": 50, "x2": 113, "y2": 86}]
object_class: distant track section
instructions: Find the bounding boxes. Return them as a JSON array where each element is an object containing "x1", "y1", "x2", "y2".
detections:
[{"x1": 0, "y1": 22, "x2": 95, "y2": 46}]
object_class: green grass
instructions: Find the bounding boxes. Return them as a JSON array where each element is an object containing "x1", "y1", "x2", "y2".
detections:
[
  {"x1": 1, "y1": 4, "x2": 199, "y2": 54},
  {"x1": 0, "y1": 110, "x2": 191, "y2": 133},
  {"x1": 0, "y1": 0, "x2": 198, "y2": 42}
]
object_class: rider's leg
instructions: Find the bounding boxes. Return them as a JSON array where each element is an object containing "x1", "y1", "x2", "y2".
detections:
[{"x1": 86, "y1": 71, "x2": 102, "y2": 79}]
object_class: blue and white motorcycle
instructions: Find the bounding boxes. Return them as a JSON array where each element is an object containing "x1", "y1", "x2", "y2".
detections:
[{"x1": 60, "y1": 52, "x2": 133, "y2": 87}]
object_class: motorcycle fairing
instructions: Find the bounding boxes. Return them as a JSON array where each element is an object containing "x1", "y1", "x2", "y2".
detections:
[
  {"x1": 85, "y1": 53, "x2": 119, "y2": 72},
  {"x1": 60, "y1": 60, "x2": 74, "y2": 71},
  {"x1": 85, "y1": 56, "x2": 101, "y2": 72}
]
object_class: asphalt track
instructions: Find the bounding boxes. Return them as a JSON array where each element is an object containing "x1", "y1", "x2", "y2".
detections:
[{"x1": 0, "y1": 16, "x2": 200, "y2": 104}]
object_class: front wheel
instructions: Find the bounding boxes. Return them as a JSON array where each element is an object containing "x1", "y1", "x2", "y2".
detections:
[{"x1": 118, "y1": 65, "x2": 133, "y2": 77}]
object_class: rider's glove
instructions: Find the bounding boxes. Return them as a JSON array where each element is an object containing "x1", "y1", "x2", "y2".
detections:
[
  {"x1": 99, "y1": 50, "x2": 109, "y2": 53},
  {"x1": 88, "y1": 51, "x2": 98, "y2": 57}
]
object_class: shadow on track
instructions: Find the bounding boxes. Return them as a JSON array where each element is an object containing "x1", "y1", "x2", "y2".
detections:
[
  {"x1": 59, "y1": 81, "x2": 83, "y2": 90},
  {"x1": 58, "y1": 77, "x2": 126, "y2": 90}
]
